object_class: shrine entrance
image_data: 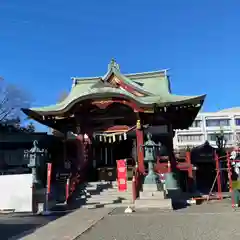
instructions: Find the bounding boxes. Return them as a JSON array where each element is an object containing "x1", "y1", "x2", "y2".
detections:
[
  {"x1": 88, "y1": 137, "x2": 135, "y2": 182},
  {"x1": 22, "y1": 59, "x2": 206, "y2": 202}
]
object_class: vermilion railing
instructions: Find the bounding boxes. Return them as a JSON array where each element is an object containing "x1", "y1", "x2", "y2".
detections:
[{"x1": 132, "y1": 166, "x2": 142, "y2": 202}]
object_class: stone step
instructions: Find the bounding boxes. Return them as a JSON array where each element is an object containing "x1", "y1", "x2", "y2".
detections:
[
  {"x1": 100, "y1": 190, "x2": 132, "y2": 196},
  {"x1": 86, "y1": 190, "x2": 102, "y2": 195},
  {"x1": 99, "y1": 195, "x2": 132, "y2": 201},
  {"x1": 102, "y1": 195, "x2": 132, "y2": 200},
  {"x1": 85, "y1": 186, "x2": 98, "y2": 191},
  {"x1": 111, "y1": 185, "x2": 133, "y2": 189},
  {"x1": 88, "y1": 181, "x2": 110, "y2": 185},
  {"x1": 135, "y1": 199, "x2": 172, "y2": 209},
  {"x1": 82, "y1": 201, "x2": 135, "y2": 209},
  {"x1": 103, "y1": 203, "x2": 135, "y2": 208},
  {"x1": 102, "y1": 188, "x2": 118, "y2": 192},
  {"x1": 87, "y1": 199, "x2": 121, "y2": 205},
  {"x1": 102, "y1": 189, "x2": 133, "y2": 195},
  {"x1": 142, "y1": 184, "x2": 160, "y2": 192},
  {"x1": 111, "y1": 181, "x2": 132, "y2": 184},
  {"x1": 81, "y1": 203, "x2": 104, "y2": 209},
  {"x1": 121, "y1": 199, "x2": 133, "y2": 204},
  {"x1": 111, "y1": 187, "x2": 133, "y2": 192},
  {"x1": 111, "y1": 183, "x2": 133, "y2": 188},
  {"x1": 87, "y1": 184, "x2": 108, "y2": 188},
  {"x1": 88, "y1": 196, "x2": 120, "y2": 201},
  {"x1": 139, "y1": 191, "x2": 165, "y2": 200}
]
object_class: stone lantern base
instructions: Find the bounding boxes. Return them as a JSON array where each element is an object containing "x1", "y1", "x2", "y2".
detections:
[{"x1": 135, "y1": 184, "x2": 172, "y2": 209}]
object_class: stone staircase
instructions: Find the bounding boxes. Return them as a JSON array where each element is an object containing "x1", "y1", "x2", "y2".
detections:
[
  {"x1": 77, "y1": 181, "x2": 179, "y2": 210},
  {"x1": 81, "y1": 181, "x2": 134, "y2": 209}
]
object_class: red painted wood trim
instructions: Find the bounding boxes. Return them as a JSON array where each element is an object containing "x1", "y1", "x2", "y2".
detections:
[
  {"x1": 91, "y1": 99, "x2": 145, "y2": 112},
  {"x1": 185, "y1": 151, "x2": 193, "y2": 191},
  {"x1": 136, "y1": 127, "x2": 144, "y2": 173},
  {"x1": 118, "y1": 79, "x2": 145, "y2": 97}
]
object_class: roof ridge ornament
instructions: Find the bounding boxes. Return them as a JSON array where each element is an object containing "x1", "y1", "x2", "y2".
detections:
[{"x1": 108, "y1": 58, "x2": 120, "y2": 72}]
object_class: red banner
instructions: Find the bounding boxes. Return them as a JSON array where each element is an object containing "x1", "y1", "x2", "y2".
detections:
[
  {"x1": 117, "y1": 159, "x2": 127, "y2": 191},
  {"x1": 47, "y1": 163, "x2": 52, "y2": 194}
]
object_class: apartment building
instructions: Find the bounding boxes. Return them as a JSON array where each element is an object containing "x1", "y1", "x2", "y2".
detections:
[{"x1": 173, "y1": 107, "x2": 240, "y2": 149}]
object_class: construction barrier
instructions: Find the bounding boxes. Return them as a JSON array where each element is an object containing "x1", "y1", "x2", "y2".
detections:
[
  {"x1": 0, "y1": 174, "x2": 32, "y2": 212},
  {"x1": 188, "y1": 150, "x2": 240, "y2": 208}
]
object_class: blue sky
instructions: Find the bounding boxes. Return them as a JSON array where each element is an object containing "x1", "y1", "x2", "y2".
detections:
[{"x1": 0, "y1": 1, "x2": 240, "y2": 130}]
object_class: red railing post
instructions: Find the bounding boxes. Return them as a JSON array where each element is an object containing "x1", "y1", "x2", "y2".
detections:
[
  {"x1": 215, "y1": 151, "x2": 222, "y2": 200},
  {"x1": 226, "y1": 151, "x2": 234, "y2": 207},
  {"x1": 132, "y1": 176, "x2": 137, "y2": 202},
  {"x1": 65, "y1": 178, "x2": 70, "y2": 204},
  {"x1": 186, "y1": 151, "x2": 193, "y2": 192}
]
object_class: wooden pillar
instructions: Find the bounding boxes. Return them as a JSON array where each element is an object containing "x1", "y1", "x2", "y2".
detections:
[
  {"x1": 63, "y1": 135, "x2": 67, "y2": 164},
  {"x1": 136, "y1": 119, "x2": 144, "y2": 174},
  {"x1": 76, "y1": 134, "x2": 84, "y2": 170},
  {"x1": 105, "y1": 147, "x2": 108, "y2": 165},
  {"x1": 167, "y1": 124, "x2": 177, "y2": 171},
  {"x1": 186, "y1": 151, "x2": 193, "y2": 178}
]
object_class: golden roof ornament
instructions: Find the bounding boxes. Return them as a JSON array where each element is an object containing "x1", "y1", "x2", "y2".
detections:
[{"x1": 136, "y1": 120, "x2": 141, "y2": 129}]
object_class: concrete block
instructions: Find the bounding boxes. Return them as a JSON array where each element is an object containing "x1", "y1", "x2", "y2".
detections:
[
  {"x1": 135, "y1": 199, "x2": 172, "y2": 210},
  {"x1": 142, "y1": 184, "x2": 159, "y2": 192}
]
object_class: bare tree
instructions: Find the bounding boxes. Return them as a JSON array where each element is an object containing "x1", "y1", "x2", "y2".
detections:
[{"x1": 0, "y1": 78, "x2": 30, "y2": 122}]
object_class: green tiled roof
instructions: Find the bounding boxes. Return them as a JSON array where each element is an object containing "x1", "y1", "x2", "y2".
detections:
[{"x1": 23, "y1": 60, "x2": 205, "y2": 116}]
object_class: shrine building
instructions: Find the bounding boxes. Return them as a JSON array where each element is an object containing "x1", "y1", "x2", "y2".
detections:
[{"x1": 22, "y1": 59, "x2": 206, "y2": 184}]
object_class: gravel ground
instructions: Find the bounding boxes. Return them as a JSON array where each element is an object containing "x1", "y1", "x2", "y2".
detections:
[{"x1": 77, "y1": 202, "x2": 240, "y2": 240}]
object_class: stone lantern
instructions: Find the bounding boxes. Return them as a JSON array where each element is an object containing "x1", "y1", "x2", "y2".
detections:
[
  {"x1": 141, "y1": 132, "x2": 162, "y2": 189},
  {"x1": 24, "y1": 140, "x2": 48, "y2": 187},
  {"x1": 215, "y1": 129, "x2": 227, "y2": 153}
]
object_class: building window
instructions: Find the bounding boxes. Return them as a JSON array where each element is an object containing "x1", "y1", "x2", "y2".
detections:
[
  {"x1": 177, "y1": 134, "x2": 202, "y2": 143},
  {"x1": 235, "y1": 119, "x2": 240, "y2": 126},
  {"x1": 206, "y1": 119, "x2": 230, "y2": 127},
  {"x1": 191, "y1": 120, "x2": 201, "y2": 128},
  {"x1": 236, "y1": 133, "x2": 240, "y2": 143},
  {"x1": 207, "y1": 133, "x2": 233, "y2": 142}
]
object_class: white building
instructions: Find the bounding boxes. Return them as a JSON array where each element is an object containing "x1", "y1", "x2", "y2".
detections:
[{"x1": 173, "y1": 107, "x2": 240, "y2": 149}]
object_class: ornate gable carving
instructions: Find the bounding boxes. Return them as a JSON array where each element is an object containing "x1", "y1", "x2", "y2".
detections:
[{"x1": 107, "y1": 75, "x2": 144, "y2": 97}]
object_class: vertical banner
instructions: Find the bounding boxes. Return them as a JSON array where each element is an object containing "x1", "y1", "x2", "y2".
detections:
[
  {"x1": 47, "y1": 163, "x2": 52, "y2": 194},
  {"x1": 117, "y1": 159, "x2": 127, "y2": 192}
]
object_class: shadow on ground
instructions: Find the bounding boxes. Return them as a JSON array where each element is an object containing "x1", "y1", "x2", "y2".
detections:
[{"x1": 1, "y1": 223, "x2": 37, "y2": 240}]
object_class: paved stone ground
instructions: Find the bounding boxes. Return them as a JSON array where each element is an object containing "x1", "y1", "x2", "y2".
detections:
[
  {"x1": 77, "y1": 201, "x2": 240, "y2": 240},
  {"x1": 20, "y1": 208, "x2": 113, "y2": 240},
  {"x1": 0, "y1": 213, "x2": 60, "y2": 240}
]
